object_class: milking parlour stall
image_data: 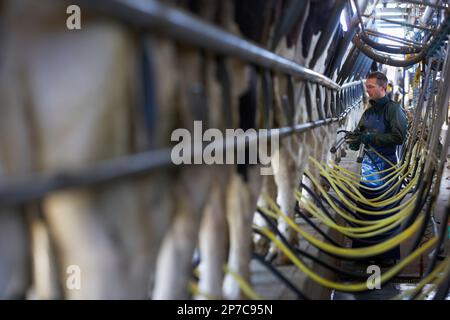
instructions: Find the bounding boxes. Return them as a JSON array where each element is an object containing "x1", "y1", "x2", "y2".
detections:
[{"x1": 0, "y1": 0, "x2": 449, "y2": 314}]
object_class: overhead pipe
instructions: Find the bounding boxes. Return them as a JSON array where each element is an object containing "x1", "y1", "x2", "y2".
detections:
[
  {"x1": 353, "y1": 34, "x2": 425, "y2": 67},
  {"x1": 352, "y1": 13, "x2": 450, "y2": 67},
  {"x1": 359, "y1": 33, "x2": 423, "y2": 54}
]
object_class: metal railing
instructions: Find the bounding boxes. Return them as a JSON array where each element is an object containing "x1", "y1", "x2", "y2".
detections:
[{"x1": 0, "y1": 0, "x2": 366, "y2": 205}]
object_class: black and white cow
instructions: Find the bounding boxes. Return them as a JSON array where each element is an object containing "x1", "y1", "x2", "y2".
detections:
[{"x1": 0, "y1": 0, "x2": 371, "y2": 300}]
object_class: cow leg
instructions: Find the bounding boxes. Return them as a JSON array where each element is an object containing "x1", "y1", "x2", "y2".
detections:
[
  {"x1": 222, "y1": 173, "x2": 251, "y2": 299},
  {"x1": 223, "y1": 167, "x2": 262, "y2": 299},
  {"x1": 29, "y1": 208, "x2": 63, "y2": 299},
  {"x1": 197, "y1": 175, "x2": 229, "y2": 299},
  {"x1": 44, "y1": 189, "x2": 127, "y2": 299},
  {"x1": 270, "y1": 143, "x2": 300, "y2": 263},
  {"x1": 152, "y1": 168, "x2": 212, "y2": 299},
  {"x1": 253, "y1": 174, "x2": 277, "y2": 257},
  {"x1": 20, "y1": 17, "x2": 157, "y2": 298}
]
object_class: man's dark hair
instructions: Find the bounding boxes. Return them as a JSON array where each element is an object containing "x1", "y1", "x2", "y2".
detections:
[{"x1": 367, "y1": 71, "x2": 388, "y2": 88}]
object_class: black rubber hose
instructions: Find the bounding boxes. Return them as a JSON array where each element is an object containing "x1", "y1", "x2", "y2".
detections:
[
  {"x1": 433, "y1": 269, "x2": 450, "y2": 300},
  {"x1": 252, "y1": 250, "x2": 309, "y2": 300},
  {"x1": 403, "y1": 168, "x2": 434, "y2": 232},
  {"x1": 424, "y1": 207, "x2": 450, "y2": 276},
  {"x1": 303, "y1": 170, "x2": 417, "y2": 247},
  {"x1": 417, "y1": 201, "x2": 449, "y2": 301},
  {"x1": 323, "y1": 193, "x2": 368, "y2": 224},
  {"x1": 255, "y1": 209, "x2": 409, "y2": 291},
  {"x1": 299, "y1": 181, "x2": 338, "y2": 223},
  {"x1": 299, "y1": 179, "x2": 395, "y2": 245},
  {"x1": 255, "y1": 209, "x2": 368, "y2": 275},
  {"x1": 408, "y1": 194, "x2": 435, "y2": 255},
  {"x1": 303, "y1": 172, "x2": 396, "y2": 228},
  {"x1": 300, "y1": 190, "x2": 401, "y2": 246},
  {"x1": 294, "y1": 203, "x2": 343, "y2": 247}
]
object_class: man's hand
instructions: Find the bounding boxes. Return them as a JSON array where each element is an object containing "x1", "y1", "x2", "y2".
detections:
[
  {"x1": 348, "y1": 142, "x2": 360, "y2": 151},
  {"x1": 346, "y1": 132, "x2": 375, "y2": 150},
  {"x1": 346, "y1": 131, "x2": 361, "y2": 151},
  {"x1": 360, "y1": 133, "x2": 375, "y2": 145}
]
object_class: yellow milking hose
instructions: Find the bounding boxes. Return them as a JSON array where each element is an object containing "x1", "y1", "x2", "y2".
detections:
[
  {"x1": 297, "y1": 195, "x2": 414, "y2": 238},
  {"x1": 295, "y1": 188, "x2": 412, "y2": 230},
  {"x1": 295, "y1": 187, "x2": 392, "y2": 226},
  {"x1": 256, "y1": 225, "x2": 437, "y2": 292},
  {"x1": 189, "y1": 281, "x2": 220, "y2": 300},
  {"x1": 330, "y1": 159, "x2": 403, "y2": 180},
  {"x1": 325, "y1": 158, "x2": 416, "y2": 194},
  {"x1": 261, "y1": 196, "x2": 425, "y2": 258},
  {"x1": 417, "y1": 259, "x2": 450, "y2": 300},
  {"x1": 331, "y1": 160, "x2": 406, "y2": 183},
  {"x1": 329, "y1": 140, "x2": 421, "y2": 182},
  {"x1": 305, "y1": 167, "x2": 417, "y2": 216},
  {"x1": 311, "y1": 158, "x2": 417, "y2": 206},
  {"x1": 191, "y1": 265, "x2": 262, "y2": 300},
  {"x1": 415, "y1": 263, "x2": 450, "y2": 300},
  {"x1": 318, "y1": 163, "x2": 417, "y2": 207},
  {"x1": 326, "y1": 161, "x2": 409, "y2": 192},
  {"x1": 310, "y1": 156, "x2": 418, "y2": 204},
  {"x1": 392, "y1": 257, "x2": 450, "y2": 300},
  {"x1": 366, "y1": 145, "x2": 396, "y2": 167},
  {"x1": 223, "y1": 265, "x2": 262, "y2": 300}
]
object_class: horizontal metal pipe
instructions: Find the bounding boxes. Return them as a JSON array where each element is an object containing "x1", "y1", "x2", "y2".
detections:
[
  {"x1": 353, "y1": 15, "x2": 450, "y2": 67},
  {"x1": 340, "y1": 80, "x2": 364, "y2": 90},
  {"x1": 73, "y1": 0, "x2": 341, "y2": 90},
  {"x1": 359, "y1": 33, "x2": 423, "y2": 54},
  {"x1": 0, "y1": 95, "x2": 363, "y2": 205},
  {"x1": 0, "y1": 148, "x2": 174, "y2": 205}
]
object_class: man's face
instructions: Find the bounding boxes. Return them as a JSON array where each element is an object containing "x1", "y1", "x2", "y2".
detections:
[{"x1": 366, "y1": 78, "x2": 386, "y2": 100}]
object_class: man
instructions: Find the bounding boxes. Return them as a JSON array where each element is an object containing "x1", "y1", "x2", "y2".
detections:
[{"x1": 348, "y1": 71, "x2": 408, "y2": 266}]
